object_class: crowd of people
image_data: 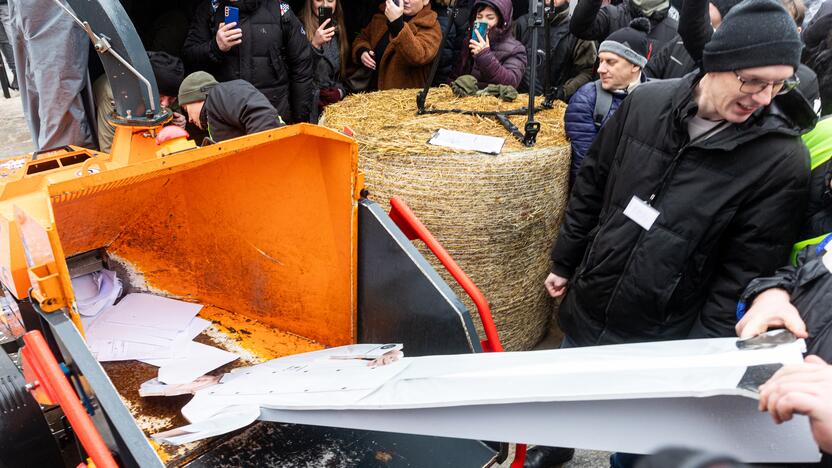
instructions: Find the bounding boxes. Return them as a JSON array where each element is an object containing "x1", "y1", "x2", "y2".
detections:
[{"x1": 3, "y1": 0, "x2": 832, "y2": 466}]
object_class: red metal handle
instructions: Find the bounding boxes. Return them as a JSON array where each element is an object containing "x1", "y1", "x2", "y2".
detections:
[
  {"x1": 388, "y1": 197, "x2": 528, "y2": 465},
  {"x1": 388, "y1": 196, "x2": 503, "y2": 353},
  {"x1": 21, "y1": 331, "x2": 119, "y2": 468}
]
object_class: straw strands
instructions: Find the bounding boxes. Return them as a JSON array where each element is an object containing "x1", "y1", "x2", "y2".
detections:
[{"x1": 324, "y1": 87, "x2": 571, "y2": 350}]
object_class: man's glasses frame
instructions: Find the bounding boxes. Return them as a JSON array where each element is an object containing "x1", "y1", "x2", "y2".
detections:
[{"x1": 734, "y1": 71, "x2": 801, "y2": 96}]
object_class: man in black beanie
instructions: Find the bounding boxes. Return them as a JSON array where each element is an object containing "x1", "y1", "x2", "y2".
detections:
[
  {"x1": 544, "y1": 1, "x2": 810, "y2": 465},
  {"x1": 93, "y1": 51, "x2": 186, "y2": 153}
]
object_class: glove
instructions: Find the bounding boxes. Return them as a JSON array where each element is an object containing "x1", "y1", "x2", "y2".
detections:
[
  {"x1": 451, "y1": 75, "x2": 479, "y2": 97},
  {"x1": 476, "y1": 84, "x2": 518, "y2": 102}
]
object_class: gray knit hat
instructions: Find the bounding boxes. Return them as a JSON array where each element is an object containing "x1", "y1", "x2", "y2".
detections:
[
  {"x1": 178, "y1": 71, "x2": 219, "y2": 106},
  {"x1": 598, "y1": 18, "x2": 651, "y2": 68},
  {"x1": 702, "y1": 0, "x2": 802, "y2": 72}
]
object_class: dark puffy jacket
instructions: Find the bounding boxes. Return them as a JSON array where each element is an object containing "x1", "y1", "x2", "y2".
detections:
[
  {"x1": 564, "y1": 80, "x2": 627, "y2": 181},
  {"x1": 434, "y1": 1, "x2": 473, "y2": 85},
  {"x1": 644, "y1": 34, "x2": 695, "y2": 79},
  {"x1": 201, "y1": 79, "x2": 284, "y2": 142},
  {"x1": 739, "y1": 237, "x2": 832, "y2": 362},
  {"x1": 455, "y1": 0, "x2": 527, "y2": 87},
  {"x1": 570, "y1": 0, "x2": 678, "y2": 50},
  {"x1": 182, "y1": 0, "x2": 313, "y2": 124},
  {"x1": 551, "y1": 73, "x2": 810, "y2": 346},
  {"x1": 514, "y1": 8, "x2": 597, "y2": 100}
]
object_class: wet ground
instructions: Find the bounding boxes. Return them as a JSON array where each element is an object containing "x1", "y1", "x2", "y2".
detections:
[{"x1": 0, "y1": 90, "x2": 34, "y2": 159}]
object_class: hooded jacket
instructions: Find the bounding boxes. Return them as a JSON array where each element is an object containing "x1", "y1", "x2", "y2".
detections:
[
  {"x1": 514, "y1": 7, "x2": 597, "y2": 99},
  {"x1": 454, "y1": 0, "x2": 527, "y2": 88},
  {"x1": 551, "y1": 73, "x2": 810, "y2": 346},
  {"x1": 182, "y1": 0, "x2": 313, "y2": 124},
  {"x1": 570, "y1": 0, "x2": 678, "y2": 50},
  {"x1": 201, "y1": 79, "x2": 283, "y2": 142},
  {"x1": 352, "y1": 3, "x2": 442, "y2": 90}
]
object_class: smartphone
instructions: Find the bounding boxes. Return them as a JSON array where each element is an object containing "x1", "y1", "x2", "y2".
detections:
[
  {"x1": 317, "y1": 6, "x2": 333, "y2": 26},
  {"x1": 471, "y1": 21, "x2": 488, "y2": 41},
  {"x1": 224, "y1": 6, "x2": 239, "y2": 25}
]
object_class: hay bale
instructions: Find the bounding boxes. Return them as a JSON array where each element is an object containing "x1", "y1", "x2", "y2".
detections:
[{"x1": 324, "y1": 87, "x2": 571, "y2": 351}]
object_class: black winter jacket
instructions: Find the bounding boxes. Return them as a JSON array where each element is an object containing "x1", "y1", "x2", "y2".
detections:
[
  {"x1": 644, "y1": 35, "x2": 695, "y2": 80},
  {"x1": 183, "y1": 0, "x2": 313, "y2": 124},
  {"x1": 569, "y1": 0, "x2": 678, "y2": 50},
  {"x1": 201, "y1": 79, "x2": 284, "y2": 142},
  {"x1": 551, "y1": 73, "x2": 810, "y2": 346},
  {"x1": 740, "y1": 238, "x2": 832, "y2": 362}
]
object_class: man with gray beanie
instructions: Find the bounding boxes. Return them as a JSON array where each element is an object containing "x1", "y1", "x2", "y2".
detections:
[
  {"x1": 545, "y1": 2, "x2": 808, "y2": 464},
  {"x1": 564, "y1": 18, "x2": 650, "y2": 183},
  {"x1": 178, "y1": 71, "x2": 284, "y2": 143}
]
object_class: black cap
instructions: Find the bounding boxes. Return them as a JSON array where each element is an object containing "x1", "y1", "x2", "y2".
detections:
[
  {"x1": 702, "y1": 0, "x2": 802, "y2": 73},
  {"x1": 147, "y1": 51, "x2": 185, "y2": 98}
]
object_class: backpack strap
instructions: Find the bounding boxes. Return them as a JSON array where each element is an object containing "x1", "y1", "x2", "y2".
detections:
[{"x1": 593, "y1": 80, "x2": 613, "y2": 129}]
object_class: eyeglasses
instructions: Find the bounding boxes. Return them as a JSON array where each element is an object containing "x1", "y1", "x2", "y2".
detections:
[{"x1": 734, "y1": 71, "x2": 800, "y2": 96}]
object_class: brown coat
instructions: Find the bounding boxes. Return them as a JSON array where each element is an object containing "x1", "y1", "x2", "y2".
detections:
[{"x1": 352, "y1": 5, "x2": 441, "y2": 90}]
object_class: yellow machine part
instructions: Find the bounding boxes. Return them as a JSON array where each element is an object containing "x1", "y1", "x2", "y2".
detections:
[{"x1": 7, "y1": 124, "x2": 361, "y2": 348}]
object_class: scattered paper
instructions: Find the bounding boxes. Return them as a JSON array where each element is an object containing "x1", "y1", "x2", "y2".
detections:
[
  {"x1": 144, "y1": 341, "x2": 238, "y2": 385},
  {"x1": 103, "y1": 293, "x2": 202, "y2": 332},
  {"x1": 428, "y1": 128, "x2": 505, "y2": 155},
  {"x1": 152, "y1": 405, "x2": 260, "y2": 445},
  {"x1": 139, "y1": 376, "x2": 221, "y2": 397},
  {"x1": 72, "y1": 269, "x2": 122, "y2": 318}
]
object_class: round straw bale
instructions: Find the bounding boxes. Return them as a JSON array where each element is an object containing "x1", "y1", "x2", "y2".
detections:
[{"x1": 324, "y1": 87, "x2": 571, "y2": 350}]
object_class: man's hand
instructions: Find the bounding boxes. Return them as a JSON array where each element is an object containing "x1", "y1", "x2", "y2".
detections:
[
  {"x1": 171, "y1": 112, "x2": 187, "y2": 129},
  {"x1": 385, "y1": 0, "x2": 404, "y2": 22},
  {"x1": 759, "y1": 355, "x2": 832, "y2": 453},
  {"x1": 216, "y1": 22, "x2": 242, "y2": 52},
  {"x1": 469, "y1": 28, "x2": 490, "y2": 56},
  {"x1": 361, "y1": 50, "x2": 376, "y2": 70},
  {"x1": 736, "y1": 288, "x2": 807, "y2": 339},
  {"x1": 312, "y1": 18, "x2": 335, "y2": 49},
  {"x1": 544, "y1": 272, "x2": 568, "y2": 298}
]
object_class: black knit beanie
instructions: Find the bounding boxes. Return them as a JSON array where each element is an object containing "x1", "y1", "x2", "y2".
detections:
[
  {"x1": 598, "y1": 18, "x2": 651, "y2": 67},
  {"x1": 709, "y1": 0, "x2": 742, "y2": 18},
  {"x1": 702, "y1": 0, "x2": 802, "y2": 72},
  {"x1": 147, "y1": 51, "x2": 185, "y2": 98}
]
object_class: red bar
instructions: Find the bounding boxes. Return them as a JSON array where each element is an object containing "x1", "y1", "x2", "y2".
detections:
[
  {"x1": 388, "y1": 197, "x2": 504, "y2": 352},
  {"x1": 22, "y1": 331, "x2": 119, "y2": 468},
  {"x1": 387, "y1": 197, "x2": 527, "y2": 466}
]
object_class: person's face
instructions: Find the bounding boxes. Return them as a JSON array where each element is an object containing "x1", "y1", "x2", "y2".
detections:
[
  {"x1": 402, "y1": 0, "x2": 428, "y2": 16},
  {"x1": 182, "y1": 101, "x2": 205, "y2": 129},
  {"x1": 476, "y1": 6, "x2": 500, "y2": 29},
  {"x1": 159, "y1": 95, "x2": 177, "y2": 108},
  {"x1": 702, "y1": 65, "x2": 795, "y2": 123},
  {"x1": 312, "y1": 0, "x2": 336, "y2": 14},
  {"x1": 597, "y1": 52, "x2": 641, "y2": 91},
  {"x1": 708, "y1": 3, "x2": 722, "y2": 29}
]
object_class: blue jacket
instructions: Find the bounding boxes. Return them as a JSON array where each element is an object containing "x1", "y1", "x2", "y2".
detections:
[{"x1": 564, "y1": 80, "x2": 627, "y2": 181}]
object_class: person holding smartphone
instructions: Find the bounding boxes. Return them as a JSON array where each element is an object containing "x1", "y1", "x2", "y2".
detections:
[
  {"x1": 452, "y1": 0, "x2": 526, "y2": 88},
  {"x1": 182, "y1": 0, "x2": 314, "y2": 124},
  {"x1": 351, "y1": 0, "x2": 442, "y2": 90},
  {"x1": 300, "y1": 0, "x2": 348, "y2": 121}
]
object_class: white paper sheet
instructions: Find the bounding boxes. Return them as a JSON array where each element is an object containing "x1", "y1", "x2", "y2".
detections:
[
  {"x1": 72, "y1": 269, "x2": 122, "y2": 318},
  {"x1": 102, "y1": 293, "x2": 202, "y2": 332},
  {"x1": 428, "y1": 129, "x2": 505, "y2": 154},
  {"x1": 146, "y1": 341, "x2": 238, "y2": 385}
]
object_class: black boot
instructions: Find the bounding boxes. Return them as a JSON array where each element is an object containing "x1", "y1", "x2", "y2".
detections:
[
  {"x1": 523, "y1": 446, "x2": 575, "y2": 468},
  {"x1": 8, "y1": 77, "x2": 17, "y2": 91}
]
